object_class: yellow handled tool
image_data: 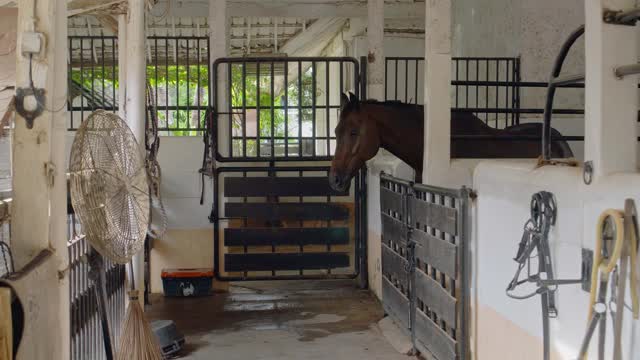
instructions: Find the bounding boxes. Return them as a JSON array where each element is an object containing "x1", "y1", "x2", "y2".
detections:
[{"x1": 580, "y1": 200, "x2": 638, "y2": 360}]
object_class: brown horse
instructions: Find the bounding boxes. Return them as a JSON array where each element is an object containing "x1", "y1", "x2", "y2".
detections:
[{"x1": 329, "y1": 93, "x2": 573, "y2": 191}]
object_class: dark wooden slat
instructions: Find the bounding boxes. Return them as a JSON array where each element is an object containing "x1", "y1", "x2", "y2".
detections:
[
  {"x1": 380, "y1": 187, "x2": 404, "y2": 214},
  {"x1": 381, "y1": 212, "x2": 407, "y2": 247},
  {"x1": 224, "y1": 177, "x2": 348, "y2": 197},
  {"x1": 225, "y1": 203, "x2": 349, "y2": 221},
  {"x1": 413, "y1": 228, "x2": 458, "y2": 278},
  {"x1": 412, "y1": 198, "x2": 458, "y2": 235},
  {"x1": 414, "y1": 310, "x2": 457, "y2": 360},
  {"x1": 224, "y1": 252, "x2": 349, "y2": 272},
  {"x1": 415, "y1": 268, "x2": 457, "y2": 326},
  {"x1": 382, "y1": 243, "x2": 409, "y2": 291},
  {"x1": 224, "y1": 227, "x2": 349, "y2": 246},
  {"x1": 382, "y1": 277, "x2": 411, "y2": 330}
]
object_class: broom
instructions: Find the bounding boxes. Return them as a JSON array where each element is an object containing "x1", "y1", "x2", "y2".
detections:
[{"x1": 116, "y1": 262, "x2": 164, "y2": 360}]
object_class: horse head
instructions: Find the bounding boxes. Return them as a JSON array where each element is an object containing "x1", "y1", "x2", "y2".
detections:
[{"x1": 329, "y1": 92, "x2": 380, "y2": 192}]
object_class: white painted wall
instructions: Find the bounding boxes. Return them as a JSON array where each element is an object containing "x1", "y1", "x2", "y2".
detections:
[{"x1": 473, "y1": 161, "x2": 640, "y2": 359}]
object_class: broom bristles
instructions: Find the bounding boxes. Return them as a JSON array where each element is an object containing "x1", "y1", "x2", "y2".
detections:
[{"x1": 117, "y1": 290, "x2": 164, "y2": 360}]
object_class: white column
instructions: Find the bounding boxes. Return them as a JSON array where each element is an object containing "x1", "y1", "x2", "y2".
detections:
[
  {"x1": 12, "y1": 0, "x2": 69, "y2": 358},
  {"x1": 423, "y1": 0, "x2": 452, "y2": 186},
  {"x1": 124, "y1": 0, "x2": 146, "y2": 301},
  {"x1": 210, "y1": 0, "x2": 229, "y2": 157},
  {"x1": 584, "y1": 0, "x2": 638, "y2": 180},
  {"x1": 367, "y1": 0, "x2": 384, "y2": 100}
]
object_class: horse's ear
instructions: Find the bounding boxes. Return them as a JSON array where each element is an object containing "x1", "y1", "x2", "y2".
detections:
[
  {"x1": 340, "y1": 92, "x2": 349, "y2": 111},
  {"x1": 348, "y1": 92, "x2": 359, "y2": 110}
]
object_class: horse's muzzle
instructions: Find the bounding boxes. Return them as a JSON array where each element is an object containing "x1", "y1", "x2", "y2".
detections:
[{"x1": 329, "y1": 172, "x2": 349, "y2": 192}]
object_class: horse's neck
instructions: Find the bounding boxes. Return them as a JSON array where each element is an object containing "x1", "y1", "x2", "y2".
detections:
[{"x1": 366, "y1": 104, "x2": 424, "y2": 171}]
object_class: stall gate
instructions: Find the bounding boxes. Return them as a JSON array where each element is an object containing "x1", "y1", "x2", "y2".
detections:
[
  {"x1": 209, "y1": 57, "x2": 367, "y2": 283},
  {"x1": 380, "y1": 173, "x2": 471, "y2": 360}
]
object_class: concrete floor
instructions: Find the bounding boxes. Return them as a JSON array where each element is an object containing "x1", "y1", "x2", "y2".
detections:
[{"x1": 146, "y1": 280, "x2": 414, "y2": 360}]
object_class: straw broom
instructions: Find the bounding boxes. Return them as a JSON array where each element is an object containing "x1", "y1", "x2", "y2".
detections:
[{"x1": 117, "y1": 263, "x2": 164, "y2": 360}]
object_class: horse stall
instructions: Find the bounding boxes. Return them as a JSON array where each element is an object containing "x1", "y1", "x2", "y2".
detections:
[
  {"x1": 206, "y1": 57, "x2": 367, "y2": 283},
  {"x1": 370, "y1": 1, "x2": 640, "y2": 360}
]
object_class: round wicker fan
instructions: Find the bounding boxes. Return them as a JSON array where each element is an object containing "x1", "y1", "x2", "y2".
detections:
[{"x1": 69, "y1": 110, "x2": 149, "y2": 264}]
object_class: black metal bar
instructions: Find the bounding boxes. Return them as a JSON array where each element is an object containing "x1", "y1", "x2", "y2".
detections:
[
  {"x1": 284, "y1": 61, "x2": 289, "y2": 156},
  {"x1": 515, "y1": 58, "x2": 521, "y2": 124},
  {"x1": 68, "y1": 37, "x2": 73, "y2": 129},
  {"x1": 312, "y1": 61, "x2": 317, "y2": 157},
  {"x1": 384, "y1": 58, "x2": 389, "y2": 101},
  {"x1": 326, "y1": 60, "x2": 331, "y2": 155},
  {"x1": 360, "y1": 56, "x2": 367, "y2": 100},
  {"x1": 154, "y1": 37, "x2": 158, "y2": 124},
  {"x1": 165, "y1": 38, "x2": 169, "y2": 129},
  {"x1": 465, "y1": 59, "x2": 470, "y2": 110},
  {"x1": 271, "y1": 61, "x2": 275, "y2": 157},
  {"x1": 175, "y1": 38, "x2": 180, "y2": 131},
  {"x1": 394, "y1": 59, "x2": 399, "y2": 101},
  {"x1": 90, "y1": 37, "x2": 95, "y2": 112},
  {"x1": 485, "y1": 60, "x2": 489, "y2": 124},
  {"x1": 405, "y1": 59, "x2": 409, "y2": 103},
  {"x1": 255, "y1": 61, "x2": 259, "y2": 158},
  {"x1": 229, "y1": 62, "x2": 234, "y2": 157},
  {"x1": 186, "y1": 38, "x2": 191, "y2": 131},
  {"x1": 298, "y1": 61, "x2": 302, "y2": 156},
  {"x1": 414, "y1": 59, "x2": 419, "y2": 105},
  {"x1": 542, "y1": 25, "x2": 585, "y2": 160},
  {"x1": 80, "y1": 38, "x2": 84, "y2": 123},
  {"x1": 495, "y1": 59, "x2": 499, "y2": 126},
  {"x1": 101, "y1": 37, "x2": 105, "y2": 112},
  {"x1": 455, "y1": 60, "x2": 459, "y2": 108},
  {"x1": 241, "y1": 61, "x2": 247, "y2": 156},
  {"x1": 196, "y1": 38, "x2": 201, "y2": 128}
]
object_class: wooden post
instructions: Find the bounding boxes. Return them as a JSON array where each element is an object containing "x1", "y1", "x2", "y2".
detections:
[
  {"x1": 210, "y1": 0, "x2": 230, "y2": 157},
  {"x1": 367, "y1": 0, "x2": 384, "y2": 100},
  {"x1": 0, "y1": 287, "x2": 11, "y2": 360},
  {"x1": 583, "y1": 0, "x2": 638, "y2": 181},
  {"x1": 423, "y1": 0, "x2": 452, "y2": 186},
  {"x1": 11, "y1": 0, "x2": 69, "y2": 358},
  {"x1": 123, "y1": 0, "x2": 147, "y2": 304}
]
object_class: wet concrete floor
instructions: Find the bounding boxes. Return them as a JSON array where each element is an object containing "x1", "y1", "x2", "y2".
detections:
[{"x1": 146, "y1": 280, "x2": 414, "y2": 359}]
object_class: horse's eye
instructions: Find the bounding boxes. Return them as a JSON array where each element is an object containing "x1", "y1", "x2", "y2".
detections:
[{"x1": 350, "y1": 130, "x2": 358, "y2": 137}]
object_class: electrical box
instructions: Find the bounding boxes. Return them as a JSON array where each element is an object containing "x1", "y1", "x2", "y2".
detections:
[{"x1": 20, "y1": 32, "x2": 44, "y2": 57}]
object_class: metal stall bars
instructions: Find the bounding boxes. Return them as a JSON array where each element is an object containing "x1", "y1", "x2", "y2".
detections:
[
  {"x1": 68, "y1": 35, "x2": 118, "y2": 130},
  {"x1": 380, "y1": 175, "x2": 412, "y2": 330},
  {"x1": 68, "y1": 35, "x2": 210, "y2": 135},
  {"x1": 148, "y1": 36, "x2": 210, "y2": 135},
  {"x1": 380, "y1": 173, "x2": 471, "y2": 360},
  {"x1": 385, "y1": 57, "x2": 522, "y2": 127},
  {"x1": 68, "y1": 211, "x2": 126, "y2": 360},
  {"x1": 385, "y1": 56, "x2": 587, "y2": 147},
  {"x1": 209, "y1": 57, "x2": 367, "y2": 282}
]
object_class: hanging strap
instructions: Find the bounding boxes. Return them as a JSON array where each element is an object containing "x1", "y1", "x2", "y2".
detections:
[{"x1": 506, "y1": 191, "x2": 558, "y2": 360}]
